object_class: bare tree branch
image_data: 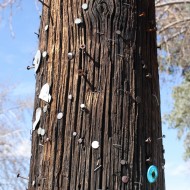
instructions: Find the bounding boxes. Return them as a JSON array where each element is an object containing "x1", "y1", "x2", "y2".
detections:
[
  {"x1": 159, "y1": 17, "x2": 190, "y2": 33},
  {"x1": 156, "y1": 0, "x2": 190, "y2": 7},
  {"x1": 160, "y1": 29, "x2": 187, "y2": 45}
]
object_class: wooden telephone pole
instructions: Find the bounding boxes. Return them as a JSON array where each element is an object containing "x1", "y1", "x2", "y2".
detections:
[{"x1": 28, "y1": 0, "x2": 165, "y2": 189}]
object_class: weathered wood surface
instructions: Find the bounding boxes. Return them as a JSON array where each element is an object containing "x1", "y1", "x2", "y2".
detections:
[{"x1": 28, "y1": 0, "x2": 165, "y2": 189}]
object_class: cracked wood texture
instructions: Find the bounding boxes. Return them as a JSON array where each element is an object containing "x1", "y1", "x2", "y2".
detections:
[{"x1": 28, "y1": 0, "x2": 165, "y2": 189}]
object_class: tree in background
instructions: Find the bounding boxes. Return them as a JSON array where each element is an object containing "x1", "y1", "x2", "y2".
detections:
[
  {"x1": 156, "y1": 1, "x2": 190, "y2": 160},
  {"x1": 28, "y1": 0, "x2": 165, "y2": 189},
  {"x1": 0, "y1": 84, "x2": 33, "y2": 190}
]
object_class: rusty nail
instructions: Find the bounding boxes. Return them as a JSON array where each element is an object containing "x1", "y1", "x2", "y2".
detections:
[{"x1": 139, "y1": 12, "x2": 145, "y2": 17}]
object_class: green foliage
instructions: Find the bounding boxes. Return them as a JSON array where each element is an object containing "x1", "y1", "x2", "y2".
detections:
[{"x1": 166, "y1": 75, "x2": 190, "y2": 160}]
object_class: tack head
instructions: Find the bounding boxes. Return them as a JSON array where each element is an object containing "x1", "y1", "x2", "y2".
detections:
[
  {"x1": 42, "y1": 51, "x2": 48, "y2": 58},
  {"x1": 82, "y1": 3, "x2": 88, "y2": 10},
  {"x1": 57, "y1": 112, "x2": 63, "y2": 120},
  {"x1": 44, "y1": 25, "x2": 49, "y2": 31},
  {"x1": 68, "y1": 52, "x2": 75, "y2": 60},
  {"x1": 122, "y1": 176, "x2": 129, "y2": 184},
  {"x1": 75, "y1": 18, "x2": 83, "y2": 24},
  {"x1": 68, "y1": 94, "x2": 73, "y2": 100},
  {"x1": 91, "y1": 141, "x2": 100, "y2": 149},
  {"x1": 73, "y1": 132, "x2": 77, "y2": 136},
  {"x1": 80, "y1": 104, "x2": 86, "y2": 109}
]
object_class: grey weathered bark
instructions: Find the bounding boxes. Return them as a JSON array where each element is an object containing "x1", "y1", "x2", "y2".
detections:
[{"x1": 28, "y1": 0, "x2": 165, "y2": 189}]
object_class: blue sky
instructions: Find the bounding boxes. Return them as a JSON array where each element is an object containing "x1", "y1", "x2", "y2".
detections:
[{"x1": 0, "y1": 1, "x2": 190, "y2": 189}]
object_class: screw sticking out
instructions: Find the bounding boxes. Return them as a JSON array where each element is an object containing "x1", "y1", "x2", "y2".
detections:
[
  {"x1": 94, "y1": 165, "x2": 102, "y2": 172},
  {"x1": 39, "y1": 143, "x2": 44, "y2": 147},
  {"x1": 157, "y1": 135, "x2": 166, "y2": 140},
  {"x1": 27, "y1": 65, "x2": 35, "y2": 70},
  {"x1": 17, "y1": 173, "x2": 29, "y2": 180},
  {"x1": 34, "y1": 32, "x2": 39, "y2": 38},
  {"x1": 146, "y1": 73, "x2": 152, "y2": 78},
  {"x1": 157, "y1": 44, "x2": 161, "y2": 49},
  {"x1": 145, "y1": 137, "x2": 151, "y2": 143},
  {"x1": 139, "y1": 12, "x2": 146, "y2": 17},
  {"x1": 38, "y1": 0, "x2": 50, "y2": 8}
]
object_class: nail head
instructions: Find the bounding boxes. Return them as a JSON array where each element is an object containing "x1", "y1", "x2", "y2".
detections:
[
  {"x1": 44, "y1": 25, "x2": 49, "y2": 31},
  {"x1": 91, "y1": 141, "x2": 100, "y2": 149},
  {"x1": 82, "y1": 3, "x2": 88, "y2": 10},
  {"x1": 75, "y1": 18, "x2": 83, "y2": 24},
  {"x1": 57, "y1": 112, "x2": 63, "y2": 120},
  {"x1": 122, "y1": 176, "x2": 129, "y2": 183},
  {"x1": 68, "y1": 94, "x2": 73, "y2": 100}
]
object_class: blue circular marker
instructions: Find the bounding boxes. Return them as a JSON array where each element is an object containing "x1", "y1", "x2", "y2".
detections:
[{"x1": 147, "y1": 165, "x2": 158, "y2": 183}]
